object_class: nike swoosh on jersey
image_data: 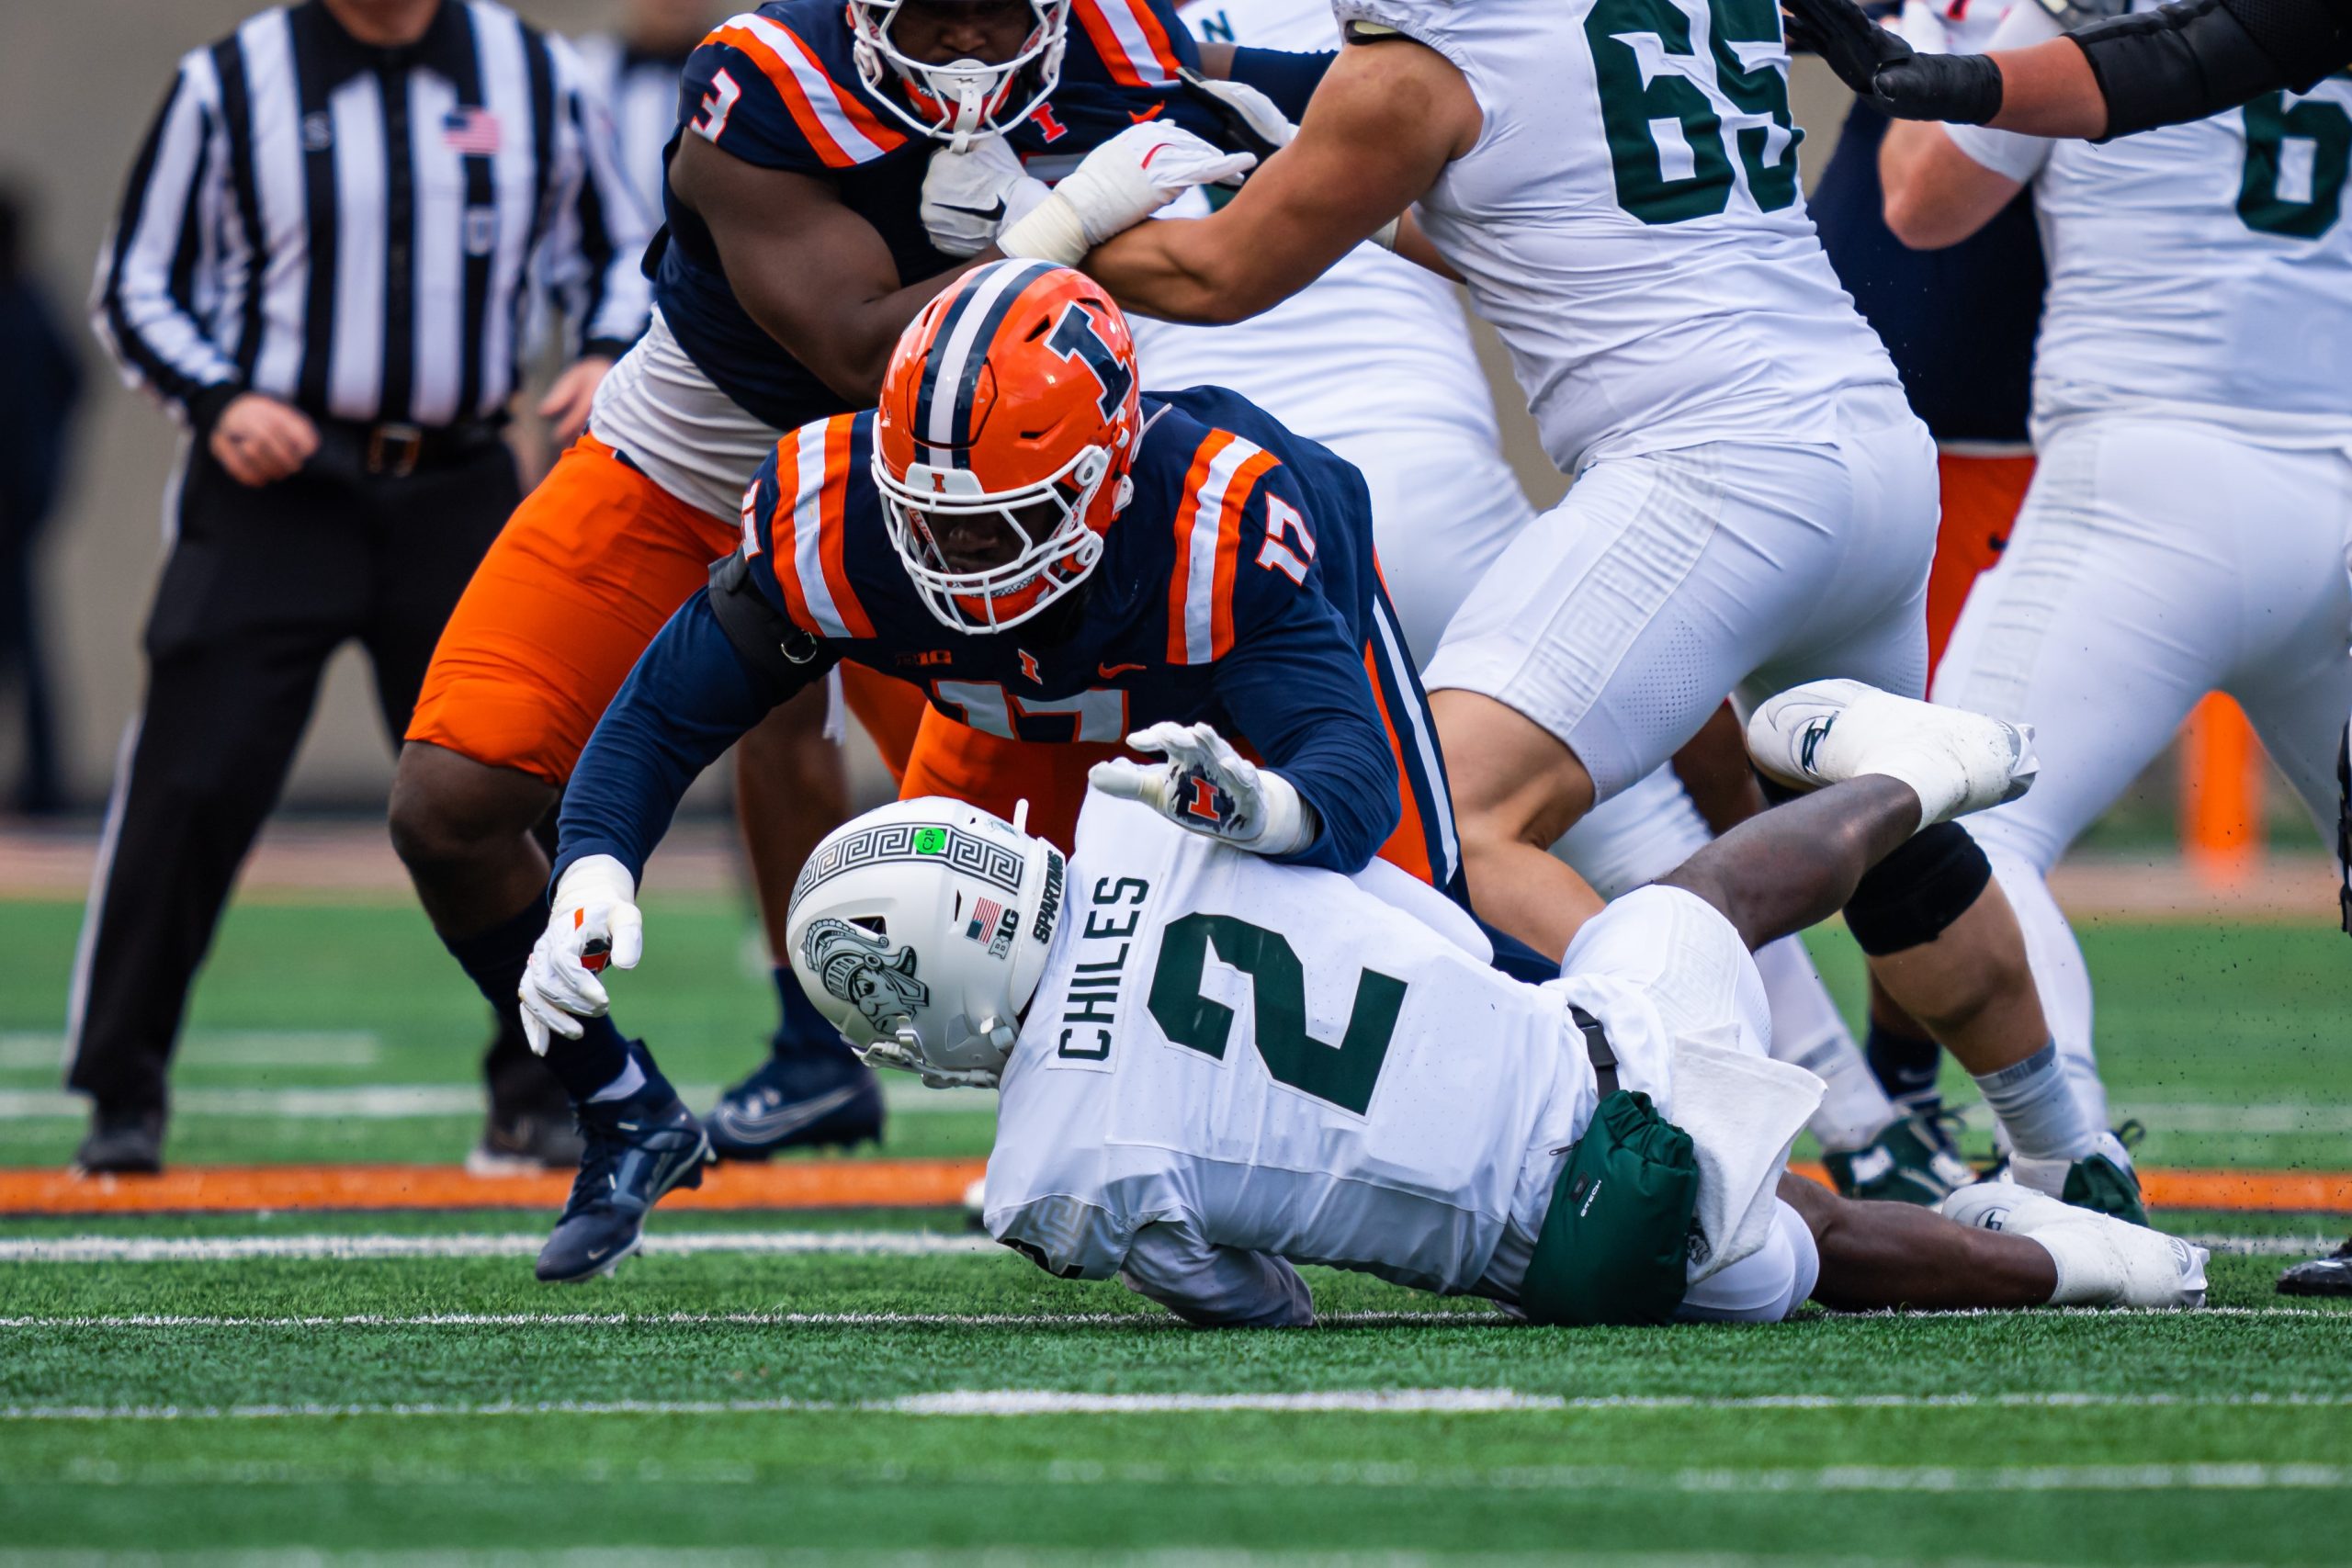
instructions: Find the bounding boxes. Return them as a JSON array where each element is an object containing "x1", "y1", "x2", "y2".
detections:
[
  {"x1": 1099, "y1": 662, "x2": 1146, "y2": 678},
  {"x1": 712, "y1": 1082, "x2": 864, "y2": 1141},
  {"x1": 1128, "y1": 104, "x2": 1164, "y2": 124}
]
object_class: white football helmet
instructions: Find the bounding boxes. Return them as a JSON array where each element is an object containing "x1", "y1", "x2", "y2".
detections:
[
  {"x1": 786, "y1": 796, "x2": 1067, "y2": 1087},
  {"x1": 848, "y1": 0, "x2": 1072, "y2": 151}
]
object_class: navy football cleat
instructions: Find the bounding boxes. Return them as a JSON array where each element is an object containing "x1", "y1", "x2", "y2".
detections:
[
  {"x1": 536, "y1": 1092, "x2": 711, "y2": 1283},
  {"x1": 2278, "y1": 1237, "x2": 2352, "y2": 1297},
  {"x1": 706, "y1": 1045, "x2": 884, "y2": 1161}
]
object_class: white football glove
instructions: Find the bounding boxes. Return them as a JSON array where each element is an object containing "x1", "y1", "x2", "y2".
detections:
[
  {"x1": 922, "y1": 135, "x2": 1053, "y2": 259},
  {"x1": 1176, "y1": 66, "x2": 1297, "y2": 152},
  {"x1": 1088, "y1": 721, "x2": 1317, "y2": 856},
  {"x1": 518, "y1": 854, "x2": 643, "y2": 1055},
  {"x1": 998, "y1": 124, "x2": 1258, "y2": 265}
]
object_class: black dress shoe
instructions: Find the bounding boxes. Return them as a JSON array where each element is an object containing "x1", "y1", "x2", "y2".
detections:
[
  {"x1": 74, "y1": 1106, "x2": 164, "y2": 1175},
  {"x1": 469, "y1": 1047, "x2": 587, "y2": 1176}
]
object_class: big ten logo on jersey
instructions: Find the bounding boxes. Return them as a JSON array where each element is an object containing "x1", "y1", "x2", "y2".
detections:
[
  {"x1": 1055, "y1": 874, "x2": 1152, "y2": 1065},
  {"x1": 933, "y1": 680, "x2": 1131, "y2": 743}
]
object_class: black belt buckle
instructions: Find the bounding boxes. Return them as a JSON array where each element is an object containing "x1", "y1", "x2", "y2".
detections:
[{"x1": 366, "y1": 422, "x2": 425, "y2": 478}]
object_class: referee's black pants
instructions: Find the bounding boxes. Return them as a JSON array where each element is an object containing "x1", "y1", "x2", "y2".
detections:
[{"x1": 66, "y1": 433, "x2": 519, "y2": 1116}]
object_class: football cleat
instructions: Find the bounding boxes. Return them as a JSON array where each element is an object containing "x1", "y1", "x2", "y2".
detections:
[
  {"x1": 706, "y1": 1046, "x2": 885, "y2": 1161},
  {"x1": 2277, "y1": 1241, "x2": 2352, "y2": 1297},
  {"x1": 2278, "y1": 1237, "x2": 2352, "y2": 1297},
  {"x1": 536, "y1": 1092, "x2": 710, "y2": 1283},
  {"x1": 2010, "y1": 1130, "x2": 2149, "y2": 1227},
  {"x1": 1747, "y1": 679, "x2": 2037, "y2": 828},
  {"x1": 1823, "y1": 1113, "x2": 1979, "y2": 1205}
]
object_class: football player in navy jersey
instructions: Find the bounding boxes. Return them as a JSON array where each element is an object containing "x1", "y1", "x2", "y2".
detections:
[
  {"x1": 510, "y1": 263, "x2": 1464, "y2": 1282},
  {"x1": 392, "y1": 0, "x2": 1329, "y2": 1166}
]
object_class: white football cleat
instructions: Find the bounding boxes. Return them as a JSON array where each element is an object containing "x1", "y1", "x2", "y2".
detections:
[{"x1": 1747, "y1": 679, "x2": 2038, "y2": 829}]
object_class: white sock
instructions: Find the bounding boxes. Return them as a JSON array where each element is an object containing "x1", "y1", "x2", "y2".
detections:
[
  {"x1": 1981, "y1": 845, "x2": 2110, "y2": 1127},
  {"x1": 1973, "y1": 1041, "x2": 2097, "y2": 1165},
  {"x1": 1755, "y1": 935, "x2": 1895, "y2": 1151},
  {"x1": 586, "y1": 1056, "x2": 647, "y2": 1104}
]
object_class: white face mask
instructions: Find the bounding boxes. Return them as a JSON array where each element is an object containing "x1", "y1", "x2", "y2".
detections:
[{"x1": 847, "y1": 0, "x2": 1072, "y2": 152}]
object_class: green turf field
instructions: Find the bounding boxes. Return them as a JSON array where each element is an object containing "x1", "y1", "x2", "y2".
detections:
[{"x1": 4, "y1": 891, "x2": 2349, "y2": 1562}]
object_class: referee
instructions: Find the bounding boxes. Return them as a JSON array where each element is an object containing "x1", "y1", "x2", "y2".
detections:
[{"x1": 75, "y1": 0, "x2": 649, "y2": 1174}]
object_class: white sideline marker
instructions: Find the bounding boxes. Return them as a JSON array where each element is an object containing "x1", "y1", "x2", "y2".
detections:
[
  {"x1": 0, "y1": 1231, "x2": 1001, "y2": 1263},
  {"x1": 0, "y1": 1081, "x2": 989, "y2": 1119}
]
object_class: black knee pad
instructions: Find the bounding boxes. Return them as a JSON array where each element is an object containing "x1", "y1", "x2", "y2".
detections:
[{"x1": 1843, "y1": 822, "x2": 1992, "y2": 957}]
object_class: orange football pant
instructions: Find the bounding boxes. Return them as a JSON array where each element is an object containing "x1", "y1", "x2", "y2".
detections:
[
  {"x1": 1927, "y1": 452, "x2": 2035, "y2": 675},
  {"x1": 407, "y1": 434, "x2": 741, "y2": 784}
]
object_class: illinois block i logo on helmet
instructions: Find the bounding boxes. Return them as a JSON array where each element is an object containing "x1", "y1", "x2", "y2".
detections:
[{"x1": 871, "y1": 261, "x2": 1145, "y2": 632}]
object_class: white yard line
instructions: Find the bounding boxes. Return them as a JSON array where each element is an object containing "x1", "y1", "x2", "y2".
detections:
[
  {"x1": 0, "y1": 1310, "x2": 1481, "y2": 1329},
  {"x1": 2, "y1": 1305, "x2": 2342, "y2": 1330},
  {"x1": 0, "y1": 1231, "x2": 1001, "y2": 1263},
  {"x1": 4, "y1": 1231, "x2": 2340, "y2": 1267},
  {"x1": 0, "y1": 1081, "x2": 988, "y2": 1118},
  {"x1": 3, "y1": 1389, "x2": 2350, "y2": 1422},
  {"x1": 0, "y1": 1032, "x2": 379, "y2": 1071},
  {"x1": 2177, "y1": 1232, "x2": 2347, "y2": 1256}
]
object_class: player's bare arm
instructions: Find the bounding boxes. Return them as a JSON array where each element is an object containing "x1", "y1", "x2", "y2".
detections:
[
  {"x1": 671, "y1": 139, "x2": 981, "y2": 404},
  {"x1": 1080, "y1": 36, "x2": 1479, "y2": 324},
  {"x1": 1878, "y1": 122, "x2": 2027, "y2": 251}
]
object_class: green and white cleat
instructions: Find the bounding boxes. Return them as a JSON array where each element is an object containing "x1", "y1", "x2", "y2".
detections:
[
  {"x1": 1823, "y1": 1113, "x2": 1978, "y2": 1206},
  {"x1": 2010, "y1": 1130, "x2": 2149, "y2": 1227},
  {"x1": 1746, "y1": 679, "x2": 2038, "y2": 827}
]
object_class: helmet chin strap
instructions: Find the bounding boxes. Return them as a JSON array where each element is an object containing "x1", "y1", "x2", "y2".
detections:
[{"x1": 943, "y1": 70, "x2": 989, "y2": 152}]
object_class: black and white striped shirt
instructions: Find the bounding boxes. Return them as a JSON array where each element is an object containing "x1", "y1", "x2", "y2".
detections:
[
  {"x1": 571, "y1": 33, "x2": 693, "y2": 224},
  {"x1": 93, "y1": 0, "x2": 650, "y2": 434}
]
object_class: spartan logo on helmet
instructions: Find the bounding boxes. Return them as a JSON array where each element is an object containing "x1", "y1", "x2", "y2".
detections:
[{"x1": 801, "y1": 919, "x2": 931, "y2": 1033}]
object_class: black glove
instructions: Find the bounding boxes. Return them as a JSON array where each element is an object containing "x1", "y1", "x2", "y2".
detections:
[{"x1": 1781, "y1": 0, "x2": 2007, "y2": 124}]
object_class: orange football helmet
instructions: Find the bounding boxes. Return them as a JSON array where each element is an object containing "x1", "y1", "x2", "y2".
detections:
[{"x1": 874, "y1": 259, "x2": 1143, "y2": 633}]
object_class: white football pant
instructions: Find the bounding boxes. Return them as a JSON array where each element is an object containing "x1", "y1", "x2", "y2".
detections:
[
  {"x1": 1427, "y1": 384, "x2": 1939, "y2": 803},
  {"x1": 1935, "y1": 416, "x2": 2352, "y2": 1127}
]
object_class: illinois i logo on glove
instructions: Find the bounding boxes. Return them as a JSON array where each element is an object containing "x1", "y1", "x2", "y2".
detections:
[{"x1": 1088, "y1": 720, "x2": 1318, "y2": 855}]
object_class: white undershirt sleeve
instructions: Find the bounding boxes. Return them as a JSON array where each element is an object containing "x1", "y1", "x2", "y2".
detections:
[
  {"x1": 1119, "y1": 1218, "x2": 1315, "y2": 1327},
  {"x1": 1945, "y1": 4, "x2": 2066, "y2": 182}
]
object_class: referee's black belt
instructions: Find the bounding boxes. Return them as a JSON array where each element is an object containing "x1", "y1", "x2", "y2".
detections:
[{"x1": 314, "y1": 415, "x2": 507, "y2": 478}]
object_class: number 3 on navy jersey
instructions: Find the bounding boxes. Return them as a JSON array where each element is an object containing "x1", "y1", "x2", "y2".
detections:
[
  {"x1": 1586, "y1": 0, "x2": 1800, "y2": 225},
  {"x1": 692, "y1": 68, "x2": 741, "y2": 142}
]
